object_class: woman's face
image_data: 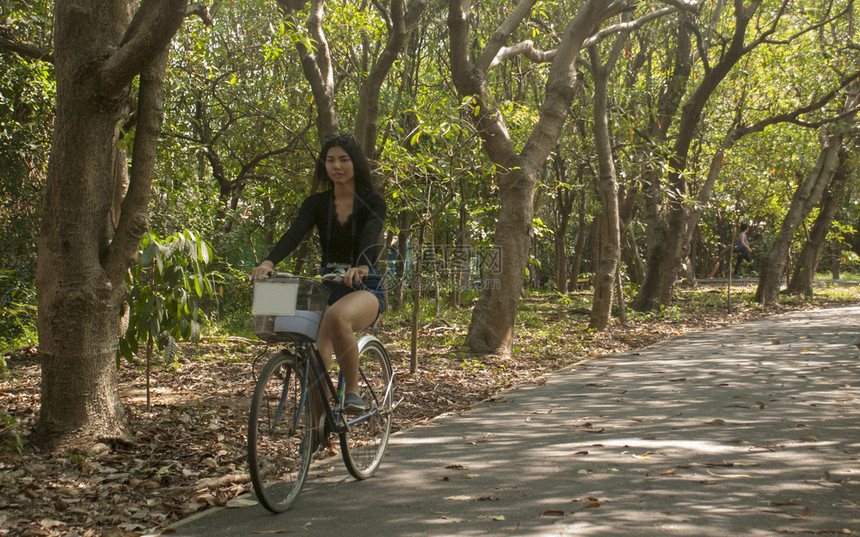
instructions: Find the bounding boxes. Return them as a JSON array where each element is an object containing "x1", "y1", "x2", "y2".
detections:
[{"x1": 325, "y1": 146, "x2": 355, "y2": 187}]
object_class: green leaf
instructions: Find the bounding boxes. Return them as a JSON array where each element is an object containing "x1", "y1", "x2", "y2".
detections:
[{"x1": 119, "y1": 338, "x2": 135, "y2": 363}]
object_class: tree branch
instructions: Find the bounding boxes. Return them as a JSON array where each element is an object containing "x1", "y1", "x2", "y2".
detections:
[
  {"x1": 98, "y1": 0, "x2": 187, "y2": 96},
  {"x1": 186, "y1": 3, "x2": 214, "y2": 25},
  {"x1": 488, "y1": 40, "x2": 554, "y2": 70},
  {"x1": 475, "y1": 0, "x2": 538, "y2": 74},
  {"x1": 655, "y1": 0, "x2": 702, "y2": 12},
  {"x1": 582, "y1": 6, "x2": 676, "y2": 48},
  {"x1": 356, "y1": 0, "x2": 427, "y2": 157},
  {"x1": 488, "y1": 5, "x2": 676, "y2": 71},
  {"x1": 104, "y1": 48, "x2": 172, "y2": 280},
  {"x1": 0, "y1": 24, "x2": 53, "y2": 63},
  {"x1": 735, "y1": 72, "x2": 860, "y2": 135}
]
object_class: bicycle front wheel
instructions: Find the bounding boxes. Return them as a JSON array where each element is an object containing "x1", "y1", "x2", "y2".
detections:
[
  {"x1": 248, "y1": 351, "x2": 313, "y2": 513},
  {"x1": 340, "y1": 336, "x2": 393, "y2": 480}
]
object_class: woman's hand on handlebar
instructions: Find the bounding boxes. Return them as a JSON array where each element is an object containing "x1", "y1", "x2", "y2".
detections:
[
  {"x1": 250, "y1": 260, "x2": 275, "y2": 280},
  {"x1": 343, "y1": 265, "x2": 369, "y2": 288}
]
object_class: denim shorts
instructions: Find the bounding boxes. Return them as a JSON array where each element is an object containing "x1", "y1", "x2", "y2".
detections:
[{"x1": 320, "y1": 267, "x2": 385, "y2": 319}]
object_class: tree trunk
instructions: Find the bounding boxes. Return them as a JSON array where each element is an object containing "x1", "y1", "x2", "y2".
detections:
[
  {"x1": 587, "y1": 34, "x2": 626, "y2": 331},
  {"x1": 279, "y1": 0, "x2": 339, "y2": 136},
  {"x1": 552, "y1": 153, "x2": 574, "y2": 294},
  {"x1": 355, "y1": 0, "x2": 426, "y2": 160},
  {"x1": 449, "y1": 0, "x2": 627, "y2": 354},
  {"x1": 619, "y1": 186, "x2": 644, "y2": 287},
  {"x1": 633, "y1": 212, "x2": 690, "y2": 311},
  {"x1": 756, "y1": 130, "x2": 844, "y2": 304},
  {"x1": 450, "y1": 178, "x2": 471, "y2": 308},
  {"x1": 554, "y1": 187, "x2": 572, "y2": 294},
  {"x1": 829, "y1": 239, "x2": 842, "y2": 280},
  {"x1": 634, "y1": 4, "x2": 761, "y2": 310},
  {"x1": 571, "y1": 189, "x2": 588, "y2": 288},
  {"x1": 633, "y1": 14, "x2": 692, "y2": 309},
  {"x1": 36, "y1": 0, "x2": 186, "y2": 450},
  {"x1": 410, "y1": 222, "x2": 425, "y2": 372},
  {"x1": 464, "y1": 168, "x2": 535, "y2": 353},
  {"x1": 786, "y1": 148, "x2": 850, "y2": 296}
]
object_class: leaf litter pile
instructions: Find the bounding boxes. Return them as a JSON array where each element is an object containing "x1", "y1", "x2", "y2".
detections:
[{"x1": 1, "y1": 288, "x2": 857, "y2": 536}]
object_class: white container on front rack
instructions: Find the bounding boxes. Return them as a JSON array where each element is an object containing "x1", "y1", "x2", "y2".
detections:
[{"x1": 252, "y1": 276, "x2": 331, "y2": 342}]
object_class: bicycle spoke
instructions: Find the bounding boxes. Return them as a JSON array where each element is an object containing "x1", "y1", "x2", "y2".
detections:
[
  {"x1": 340, "y1": 337, "x2": 393, "y2": 480},
  {"x1": 248, "y1": 352, "x2": 313, "y2": 512}
]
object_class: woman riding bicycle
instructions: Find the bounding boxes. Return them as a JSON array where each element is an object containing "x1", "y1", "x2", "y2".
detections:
[{"x1": 250, "y1": 133, "x2": 386, "y2": 414}]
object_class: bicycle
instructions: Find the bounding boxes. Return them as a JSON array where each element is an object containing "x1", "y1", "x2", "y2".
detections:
[{"x1": 247, "y1": 272, "x2": 395, "y2": 513}]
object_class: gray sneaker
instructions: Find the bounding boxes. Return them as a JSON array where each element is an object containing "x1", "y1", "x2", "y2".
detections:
[{"x1": 342, "y1": 392, "x2": 366, "y2": 415}]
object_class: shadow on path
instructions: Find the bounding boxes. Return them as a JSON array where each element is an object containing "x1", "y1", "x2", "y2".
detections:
[{"x1": 171, "y1": 307, "x2": 860, "y2": 536}]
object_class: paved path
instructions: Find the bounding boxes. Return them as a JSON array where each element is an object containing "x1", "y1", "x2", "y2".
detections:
[{"x1": 171, "y1": 307, "x2": 860, "y2": 536}]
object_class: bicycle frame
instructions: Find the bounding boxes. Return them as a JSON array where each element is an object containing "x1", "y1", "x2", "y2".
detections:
[{"x1": 293, "y1": 340, "x2": 392, "y2": 436}]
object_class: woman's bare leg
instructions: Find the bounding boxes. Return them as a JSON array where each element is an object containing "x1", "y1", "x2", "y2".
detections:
[{"x1": 316, "y1": 290, "x2": 379, "y2": 394}]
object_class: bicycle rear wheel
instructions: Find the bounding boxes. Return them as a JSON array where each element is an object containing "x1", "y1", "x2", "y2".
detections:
[
  {"x1": 340, "y1": 336, "x2": 393, "y2": 480},
  {"x1": 248, "y1": 351, "x2": 313, "y2": 513}
]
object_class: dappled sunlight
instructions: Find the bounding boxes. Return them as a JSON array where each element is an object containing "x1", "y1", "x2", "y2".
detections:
[{"x1": 169, "y1": 307, "x2": 860, "y2": 536}]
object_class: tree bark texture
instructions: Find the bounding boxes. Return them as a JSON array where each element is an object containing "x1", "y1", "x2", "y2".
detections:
[
  {"x1": 786, "y1": 149, "x2": 850, "y2": 296},
  {"x1": 587, "y1": 21, "x2": 628, "y2": 331},
  {"x1": 35, "y1": 0, "x2": 186, "y2": 449},
  {"x1": 756, "y1": 130, "x2": 845, "y2": 304}
]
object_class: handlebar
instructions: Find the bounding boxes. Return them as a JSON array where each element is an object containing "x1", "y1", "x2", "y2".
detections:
[{"x1": 256, "y1": 270, "x2": 345, "y2": 284}]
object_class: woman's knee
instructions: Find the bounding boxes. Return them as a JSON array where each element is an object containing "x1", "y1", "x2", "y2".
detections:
[{"x1": 326, "y1": 292, "x2": 378, "y2": 331}]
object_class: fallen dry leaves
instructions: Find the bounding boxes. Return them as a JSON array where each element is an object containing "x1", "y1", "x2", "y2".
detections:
[{"x1": 1, "y1": 293, "x2": 852, "y2": 536}]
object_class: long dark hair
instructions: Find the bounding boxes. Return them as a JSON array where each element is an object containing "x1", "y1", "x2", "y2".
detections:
[{"x1": 315, "y1": 134, "x2": 373, "y2": 193}]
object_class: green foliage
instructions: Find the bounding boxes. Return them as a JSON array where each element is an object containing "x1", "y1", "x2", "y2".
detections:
[
  {"x1": 459, "y1": 359, "x2": 486, "y2": 374},
  {"x1": 119, "y1": 230, "x2": 217, "y2": 365},
  {"x1": 0, "y1": 270, "x2": 37, "y2": 353},
  {"x1": 203, "y1": 262, "x2": 256, "y2": 339},
  {"x1": 0, "y1": 407, "x2": 23, "y2": 454},
  {"x1": 2, "y1": 1, "x2": 859, "y2": 360}
]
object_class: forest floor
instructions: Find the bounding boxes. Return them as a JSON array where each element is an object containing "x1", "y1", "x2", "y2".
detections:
[{"x1": 2, "y1": 282, "x2": 859, "y2": 537}]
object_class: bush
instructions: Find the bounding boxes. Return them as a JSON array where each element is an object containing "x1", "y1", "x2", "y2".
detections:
[{"x1": 0, "y1": 270, "x2": 37, "y2": 353}]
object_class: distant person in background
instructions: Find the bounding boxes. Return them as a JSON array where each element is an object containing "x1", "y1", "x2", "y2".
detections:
[{"x1": 734, "y1": 223, "x2": 752, "y2": 278}]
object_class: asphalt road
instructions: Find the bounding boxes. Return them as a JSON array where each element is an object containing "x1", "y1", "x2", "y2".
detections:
[{"x1": 169, "y1": 306, "x2": 860, "y2": 536}]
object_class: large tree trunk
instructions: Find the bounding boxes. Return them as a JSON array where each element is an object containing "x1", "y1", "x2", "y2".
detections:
[
  {"x1": 633, "y1": 210, "x2": 692, "y2": 310},
  {"x1": 757, "y1": 130, "x2": 845, "y2": 304},
  {"x1": 35, "y1": 0, "x2": 187, "y2": 450},
  {"x1": 465, "y1": 168, "x2": 535, "y2": 353},
  {"x1": 786, "y1": 149, "x2": 850, "y2": 296},
  {"x1": 450, "y1": 0, "x2": 629, "y2": 354},
  {"x1": 632, "y1": 13, "x2": 692, "y2": 309}
]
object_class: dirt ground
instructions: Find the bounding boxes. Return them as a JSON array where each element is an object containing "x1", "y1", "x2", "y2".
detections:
[{"x1": 1, "y1": 291, "x2": 856, "y2": 537}]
